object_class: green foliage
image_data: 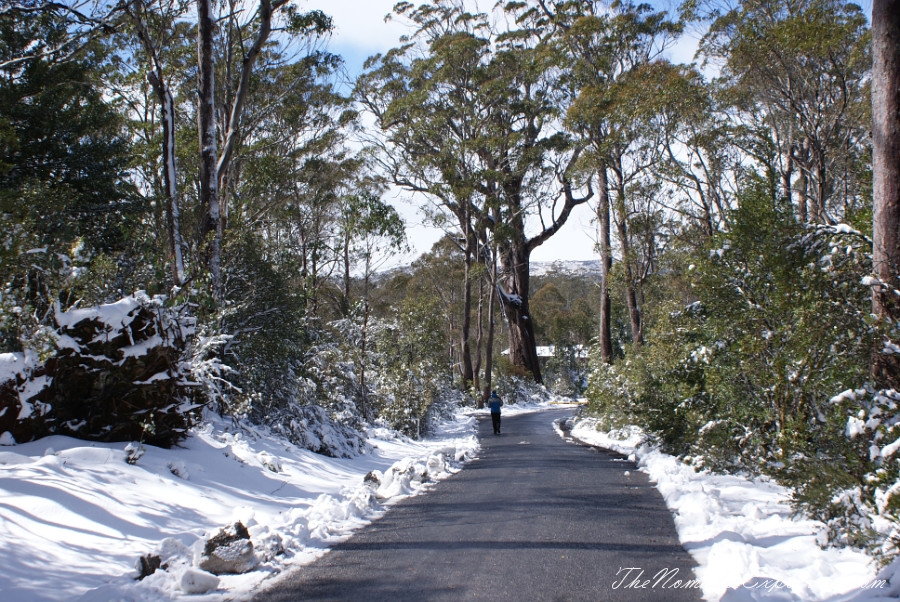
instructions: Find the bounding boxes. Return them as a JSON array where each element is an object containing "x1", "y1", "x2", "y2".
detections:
[
  {"x1": 217, "y1": 231, "x2": 310, "y2": 419},
  {"x1": 0, "y1": 10, "x2": 144, "y2": 351},
  {"x1": 586, "y1": 176, "x2": 876, "y2": 492},
  {"x1": 373, "y1": 296, "x2": 454, "y2": 437},
  {"x1": 699, "y1": 0, "x2": 871, "y2": 222}
]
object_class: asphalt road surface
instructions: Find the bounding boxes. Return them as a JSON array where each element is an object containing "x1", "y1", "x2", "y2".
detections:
[{"x1": 254, "y1": 408, "x2": 702, "y2": 602}]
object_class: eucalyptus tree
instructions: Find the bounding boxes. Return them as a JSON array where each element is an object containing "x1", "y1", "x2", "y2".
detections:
[
  {"x1": 60, "y1": 0, "x2": 334, "y2": 299},
  {"x1": 357, "y1": 0, "x2": 591, "y2": 384},
  {"x1": 871, "y1": 0, "x2": 900, "y2": 354},
  {"x1": 697, "y1": 0, "x2": 871, "y2": 223},
  {"x1": 545, "y1": 0, "x2": 680, "y2": 352},
  {"x1": 121, "y1": 0, "x2": 193, "y2": 286},
  {"x1": 355, "y1": 2, "x2": 487, "y2": 386},
  {"x1": 651, "y1": 66, "x2": 741, "y2": 238},
  {"x1": 195, "y1": 1, "x2": 333, "y2": 300}
]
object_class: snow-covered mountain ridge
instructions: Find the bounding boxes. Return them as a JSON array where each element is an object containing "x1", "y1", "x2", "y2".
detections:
[{"x1": 530, "y1": 259, "x2": 602, "y2": 278}]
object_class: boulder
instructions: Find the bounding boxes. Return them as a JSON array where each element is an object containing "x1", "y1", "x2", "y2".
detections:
[
  {"x1": 0, "y1": 293, "x2": 201, "y2": 448},
  {"x1": 135, "y1": 554, "x2": 162, "y2": 580},
  {"x1": 198, "y1": 522, "x2": 259, "y2": 575}
]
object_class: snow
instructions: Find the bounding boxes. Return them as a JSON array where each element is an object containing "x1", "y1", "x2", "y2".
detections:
[
  {"x1": 562, "y1": 418, "x2": 900, "y2": 601},
  {"x1": 0, "y1": 409, "x2": 478, "y2": 601},
  {"x1": 5, "y1": 391, "x2": 900, "y2": 602},
  {"x1": 179, "y1": 568, "x2": 219, "y2": 595},
  {"x1": 0, "y1": 349, "x2": 38, "y2": 383},
  {"x1": 501, "y1": 345, "x2": 589, "y2": 359},
  {"x1": 529, "y1": 259, "x2": 603, "y2": 277},
  {"x1": 54, "y1": 294, "x2": 144, "y2": 332}
]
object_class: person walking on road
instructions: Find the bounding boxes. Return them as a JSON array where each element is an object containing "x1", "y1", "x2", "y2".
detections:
[{"x1": 488, "y1": 391, "x2": 503, "y2": 435}]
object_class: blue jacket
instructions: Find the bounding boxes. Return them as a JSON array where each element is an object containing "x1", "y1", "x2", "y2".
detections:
[{"x1": 488, "y1": 394, "x2": 503, "y2": 413}]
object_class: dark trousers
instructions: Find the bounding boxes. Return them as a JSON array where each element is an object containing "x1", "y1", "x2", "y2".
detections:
[{"x1": 491, "y1": 412, "x2": 501, "y2": 434}]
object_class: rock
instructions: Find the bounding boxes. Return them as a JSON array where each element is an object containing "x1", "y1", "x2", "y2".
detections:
[
  {"x1": 363, "y1": 470, "x2": 382, "y2": 487},
  {"x1": 135, "y1": 554, "x2": 161, "y2": 580},
  {"x1": 0, "y1": 294, "x2": 201, "y2": 448},
  {"x1": 0, "y1": 355, "x2": 53, "y2": 444},
  {"x1": 198, "y1": 522, "x2": 259, "y2": 575}
]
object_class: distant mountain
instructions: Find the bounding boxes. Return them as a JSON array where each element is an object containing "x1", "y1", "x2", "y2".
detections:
[
  {"x1": 530, "y1": 259, "x2": 602, "y2": 278},
  {"x1": 373, "y1": 258, "x2": 603, "y2": 281}
]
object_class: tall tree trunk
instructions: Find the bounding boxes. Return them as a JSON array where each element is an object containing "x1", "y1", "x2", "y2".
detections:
[
  {"x1": 197, "y1": 0, "x2": 283, "y2": 301},
  {"x1": 197, "y1": 0, "x2": 220, "y2": 297},
  {"x1": 596, "y1": 166, "x2": 613, "y2": 364},
  {"x1": 127, "y1": 1, "x2": 185, "y2": 285},
  {"x1": 158, "y1": 81, "x2": 185, "y2": 287},
  {"x1": 459, "y1": 223, "x2": 475, "y2": 389},
  {"x1": 359, "y1": 268, "x2": 372, "y2": 421},
  {"x1": 782, "y1": 140, "x2": 793, "y2": 205},
  {"x1": 481, "y1": 245, "x2": 498, "y2": 407},
  {"x1": 797, "y1": 166, "x2": 809, "y2": 223},
  {"x1": 342, "y1": 232, "x2": 351, "y2": 316},
  {"x1": 499, "y1": 240, "x2": 542, "y2": 383},
  {"x1": 473, "y1": 275, "x2": 485, "y2": 397},
  {"x1": 815, "y1": 152, "x2": 828, "y2": 223},
  {"x1": 459, "y1": 237, "x2": 475, "y2": 388},
  {"x1": 873, "y1": 0, "x2": 900, "y2": 323},
  {"x1": 612, "y1": 158, "x2": 643, "y2": 346}
]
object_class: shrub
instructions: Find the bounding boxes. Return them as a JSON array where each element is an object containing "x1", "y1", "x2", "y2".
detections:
[{"x1": 585, "y1": 177, "x2": 877, "y2": 515}]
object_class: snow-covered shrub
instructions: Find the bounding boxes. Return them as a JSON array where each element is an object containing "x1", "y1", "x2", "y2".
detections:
[
  {"x1": 584, "y1": 320, "x2": 709, "y2": 461},
  {"x1": 490, "y1": 371, "x2": 553, "y2": 407},
  {"x1": 195, "y1": 233, "x2": 373, "y2": 457},
  {"x1": 543, "y1": 345, "x2": 587, "y2": 397},
  {"x1": 182, "y1": 327, "x2": 238, "y2": 415},
  {"x1": 216, "y1": 231, "x2": 311, "y2": 419},
  {"x1": 270, "y1": 403, "x2": 369, "y2": 458},
  {"x1": 304, "y1": 315, "x2": 370, "y2": 424},
  {"x1": 583, "y1": 359, "x2": 638, "y2": 432},
  {"x1": 817, "y1": 387, "x2": 900, "y2": 563},
  {"x1": 585, "y1": 180, "x2": 878, "y2": 521},
  {"x1": 371, "y1": 297, "x2": 468, "y2": 437}
]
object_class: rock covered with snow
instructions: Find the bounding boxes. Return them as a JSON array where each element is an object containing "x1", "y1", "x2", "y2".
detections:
[
  {"x1": 0, "y1": 349, "x2": 50, "y2": 445},
  {"x1": 0, "y1": 292, "x2": 201, "y2": 447},
  {"x1": 198, "y1": 522, "x2": 259, "y2": 575},
  {"x1": 180, "y1": 568, "x2": 220, "y2": 594}
]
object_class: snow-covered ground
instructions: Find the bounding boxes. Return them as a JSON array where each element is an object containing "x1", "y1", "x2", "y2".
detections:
[
  {"x1": 563, "y1": 418, "x2": 900, "y2": 602},
  {"x1": 7, "y1": 395, "x2": 900, "y2": 602},
  {"x1": 0, "y1": 409, "x2": 479, "y2": 601}
]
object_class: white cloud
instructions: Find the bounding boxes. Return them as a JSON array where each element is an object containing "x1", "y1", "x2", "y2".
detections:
[{"x1": 303, "y1": 0, "x2": 407, "y2": 56}]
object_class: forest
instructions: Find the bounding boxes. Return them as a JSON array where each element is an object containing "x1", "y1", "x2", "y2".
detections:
[{"x1": 2, "y1": 0, "x2": 900, "y2": 566}]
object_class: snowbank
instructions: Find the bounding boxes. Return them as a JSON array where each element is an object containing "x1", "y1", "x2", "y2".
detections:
[
  {"x1": 561, "y1": 417, "x2": 900, "y2": 602},
  {"x1": 0, "y1": 409, "x2": 478, "y2": 601}
]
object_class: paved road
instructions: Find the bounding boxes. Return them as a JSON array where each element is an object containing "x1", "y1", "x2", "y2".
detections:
[{"x1": 254, "y1": 409, "x2": 702, "y2": 602}]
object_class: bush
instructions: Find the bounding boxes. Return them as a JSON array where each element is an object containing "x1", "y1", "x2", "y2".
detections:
[
  {"x1": 371, "y1": 297, "x2": 456, "y2": 437},
  {"x1": 585, "y1": 177, "x2": 878, "y2": 523}
]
